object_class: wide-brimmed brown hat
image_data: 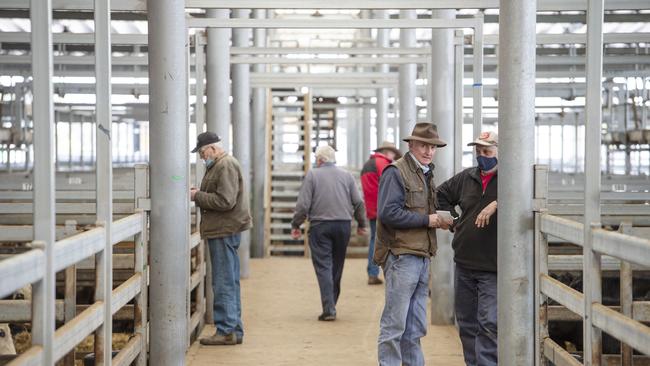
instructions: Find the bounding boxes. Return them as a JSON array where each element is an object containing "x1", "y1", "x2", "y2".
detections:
[
  {"x1": 468, "y1": 131, "x2": 498, "y2": 147},
  {"x1": 402, "y1": 122, "x2": 447, "y2": 147},
  {"x1": 374, "y1": 141, "x2": 402, "y2": 158}
]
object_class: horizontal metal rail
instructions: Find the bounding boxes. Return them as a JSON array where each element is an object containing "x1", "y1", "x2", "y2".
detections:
[
  {"x1": 0, "y1": 190, "x2": 136, "y2": 200},
  {"x1": 543, "y1": 338, "x2": 582, "y2": 366},
  {"x1": 0, "y1": 202, "x2": 135, "y2": 215},
  {"x1": 112, "y1": 334, "x2": 143, "y2": 366},
  {"x1": 53, "y1": 226, "x2": 105, "y2": 272},
  {"x1": 592, "y1": 303, "x2": 650, "y2": 355},
  {"x1": 540, "y1": 214, "x2": 584, "y2": 246},
  {"x1": 0, "y1": 300, "x2": 138, "y2": 322},
  {"x1": 0, "y1": 250, "x2": 45, "y2": 298},
  {"x1": 540, "y1": 274, "x2": 585, "y2": 317},
  {"x1": 592, "y1": 228, "x2": 650, "y2": 268}
]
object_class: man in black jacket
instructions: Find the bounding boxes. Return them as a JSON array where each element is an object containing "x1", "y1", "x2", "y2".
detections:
[{"x1": 436, "y1": 131, "x2": 499, "y2": 366}]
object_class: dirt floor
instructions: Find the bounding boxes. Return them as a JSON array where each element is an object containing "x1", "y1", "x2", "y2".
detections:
[{"x1": 186, "y1": 257, "x2": 464, "y2": 366}]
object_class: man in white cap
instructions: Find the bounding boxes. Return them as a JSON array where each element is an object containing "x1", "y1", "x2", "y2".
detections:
[
  {"x1": 436, "y1": 131, "x2": 499, "y2": 366},
  {"x1": 291, "y1": 145, "x2": 367, "y2": 321}
]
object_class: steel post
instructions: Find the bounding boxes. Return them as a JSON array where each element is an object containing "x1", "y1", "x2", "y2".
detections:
[
  {"x1": 398, "y1": 10, "x2": 417, "y2": 151},
  {"x1": 232, "y1": 8, "x2": 251, "y2": 278},
  {"x1": 251, "y1": 9, "x2": 267, "y2": 258},
  {"x1": 497, "y1": 0, "x2": 536, "y2": 364},
  {"x1": 30, "y1": 0, "x2": 55, "y2": 364},
  {"x1": 94, "y1": 0, "x2": 112, "y2": 363},
  {"x1": 147, "y1": 0, "x2": 190, "y2": 363},
  {"x1": 453, "y1": 30, "x2": 464, "y2": 173},
  {"x1": 472, "y1": 13, "x2": 484, "y2": 140},
  {"x1": 374, "y1": 10, "x2": 389, "y2": 144},
  {"x1": 430, "y1": 9, "x2": 455, "y2": 326},
  {"x1": 206, "y1": 9, "x2": 231, "y2": 151},
  {"x1": 584, "y1": 0, "x2": 605, "y2": 364},
  {"x1": 362, "y1": 102, "x2": 371, "y2": 160}
]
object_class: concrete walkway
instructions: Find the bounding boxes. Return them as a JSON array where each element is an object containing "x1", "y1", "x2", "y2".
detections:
[{"x1": 186, "y1": 257, "x2": 464, "y2": 366}]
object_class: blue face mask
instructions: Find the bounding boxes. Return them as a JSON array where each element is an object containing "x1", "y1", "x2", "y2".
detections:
[
  {"x1": 204, "y1": 158, "x2": 214, "y2": 168},
  {"x1": 477, "y1": 156, "x2": 498, "y2": 171}
]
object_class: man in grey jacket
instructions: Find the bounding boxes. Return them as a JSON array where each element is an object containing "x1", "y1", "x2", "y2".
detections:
[
  {"x1": 190, "y1": 131, "x2": 251, "y2": 346},
  {"x1": 291, "y1": 145, "x2": 367, "y2": 321}
]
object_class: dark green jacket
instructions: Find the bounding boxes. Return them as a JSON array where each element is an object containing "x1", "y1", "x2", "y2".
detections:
[{"x1": 194, "y1": 154, "x2": 252, "y2": 239}]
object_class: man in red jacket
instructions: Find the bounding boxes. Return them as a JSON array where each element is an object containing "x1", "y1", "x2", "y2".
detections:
[{"x1": 360, "y1": 141, "x2": 401, "y2": 285}]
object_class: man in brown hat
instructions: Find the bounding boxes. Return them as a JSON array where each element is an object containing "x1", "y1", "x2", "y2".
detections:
[
  {"x1": 437, "y1": 131, "x2": 499, "y2": 366},
  {"x1": 360, "y1": 141, "x2": 401, "y2": 285},
  {"x1": 190, "y1": 131, "x2": 251, "y2": 346},
  {"x1": 374, "y1": 122, "x2": 453, "y2": 365}
]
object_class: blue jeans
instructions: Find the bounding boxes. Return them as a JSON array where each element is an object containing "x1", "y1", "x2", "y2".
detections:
[
  {"x1": 207, "y1": 233, "x2": 243, "y2": 338},
  {"x1": 367, "y1": 219, "x2": 380, "y2": 277},
  {"x1": 455, "y1": 265, "x2": 497, "y2": 366},
  {"x1": 378, "y1": 253, "x2": 429, "y2": 366}
]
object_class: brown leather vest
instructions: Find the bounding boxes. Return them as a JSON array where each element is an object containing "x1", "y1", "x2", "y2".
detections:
[{"x1": 373, "y1": 154, "x2": 438, "y2": 266}]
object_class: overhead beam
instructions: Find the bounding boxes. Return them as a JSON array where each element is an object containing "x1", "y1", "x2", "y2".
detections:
[
  {"x1": 187, "y1": 17, "x2": 480, "y2": 29},
  {"x1": 2, "y1": 32, "x2": 648, "y2": 46},
  {"x1": 2, "y1": 0, "x2": 648, "y2": 11}
]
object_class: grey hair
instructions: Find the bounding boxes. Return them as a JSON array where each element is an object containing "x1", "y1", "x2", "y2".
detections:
[{"x1": 315, "y1": 145, "x2": 336, "y2": 163}]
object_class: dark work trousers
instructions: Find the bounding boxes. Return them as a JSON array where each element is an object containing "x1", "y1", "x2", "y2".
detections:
[
  {"x1": 308, "y1": 220, "x2": 351, "y2": 315},
  {"x1": 454, "y1": 264, "x2": 498, "y2": 366}
]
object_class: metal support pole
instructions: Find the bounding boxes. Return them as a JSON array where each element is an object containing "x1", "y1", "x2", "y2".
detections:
[
  {"x1": 194, "y1": 33, "x2": 212, "y2": 326},
  {"x1": 147, "y1": 0, "x2": 190, "y2": 364},
  {"x1": 362, "y1": 102, "x2": 371, "y2": 160},
  {"x1": 251, "y1": 9, "x2": 267, "y2": 258},
  {"x1": 497, "y1": 0, "x2": 536, "y2": 364},
  {"x1": 430, "y1": 8, "x2": 455, "y2": 326},
  {"x1": 30, "y1": 1, "x2": 55, "y2": 364},
  {"x1": 398, "y1": 10, "x2": 416, "y2": 151},
  {"x1": 55, "y1": 111, "x2": 60, "y2": 171},
  {"x1": 346, "y1": 109, "x2": 356, "y2": 168},
  {"x1": 453, "y1": 30, "x2": 464, "y2": 173},
  {"x1": 206, "y1": 9, "x2": 231, "y2": 151},
  {"x1": 232, "y1": 8, "x2": 251, "y2": 278},
  {"x1": 68, "y1": 118, "x2": 73, "y2": 169},
  {"x1": 133, "y1": 165, "x2": 148, "y2": 366},
  {"x1": 618, "y1": 222, "x2": 633, "y2": 366},
  {"x1": 80, "y1": 117, "x2": 85, "y2": 167},
  {"x1": 94, "y1": 0, "x2": 112, "y2": 363},
  {"x1": 374, "y1": 10, "x2": 389, "y2": 144},
  {"x1": 584, "y1": 0, "x2": 604, "y2": 364},
  {"x1": 534, "y1": 165, "x2": 549, "y2": 366},
  {"x1": 472, "y1": 13, "x2": 484, "y2": 142}
]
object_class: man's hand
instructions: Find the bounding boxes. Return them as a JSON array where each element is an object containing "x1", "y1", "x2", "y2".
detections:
[
  {"x1": 357, "y1": 227, "x2": 367, "y2": 236},
  {"x1": 429, "y1": 214, "x2": 453, "y2": 230},
  {"x1": 291, "y1": 228, "x2": 302, "y2": 240},
  {"x1": 190, "y1": 187, "x2": 198, "y2": 201},
  {"x1": 475, "y1": 200, "x2": 497, "y2": 228}
]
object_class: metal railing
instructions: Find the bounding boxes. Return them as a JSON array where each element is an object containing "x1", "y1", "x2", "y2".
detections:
[
  {"x1": 0, "y1": 165, "x2": 150, "y2": 366},
  {"x1": 0, "y1": 210, "x2": 148, "y2": 366},
  {"x1": 534, "y1": 165, "x2": 650, "y2": 365},
  {"x1": 0, "y1": 163, "x2": 209, "y2": 364}
]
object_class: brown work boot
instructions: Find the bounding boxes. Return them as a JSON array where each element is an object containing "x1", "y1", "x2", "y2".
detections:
[
  {"x1": 368, "y1": 276, "x2": 383, "y2": 285},
  {"x1": 199, "y1": 332, "x2": 237, "y2": 346}
]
